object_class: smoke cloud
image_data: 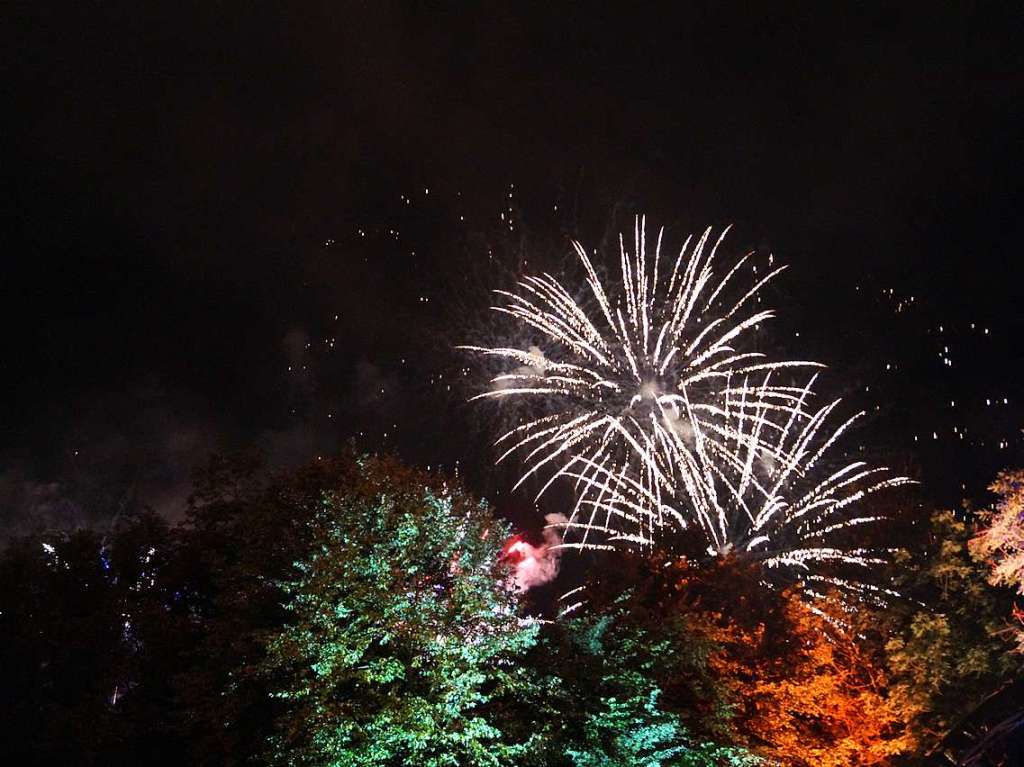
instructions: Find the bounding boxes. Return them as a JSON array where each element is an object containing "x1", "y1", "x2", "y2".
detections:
[{"x1": 503, "y1": 512, "x2": 567, "y2": 591}]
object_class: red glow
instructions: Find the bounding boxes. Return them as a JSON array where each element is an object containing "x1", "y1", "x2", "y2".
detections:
[
  {"x1": 499, "y1": 521, "x2": 565, "y2": 590},
  {"x1": 501, "y1": 534, "x2": 530, "y2": 563}
]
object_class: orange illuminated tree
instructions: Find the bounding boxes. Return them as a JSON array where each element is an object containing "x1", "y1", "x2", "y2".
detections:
[
  {"x1": 575, "y1": 553, "x2": 914, "y2": 766},
  {"x1": 721, "y1": 592, "x2": 912, "y2": 766}
]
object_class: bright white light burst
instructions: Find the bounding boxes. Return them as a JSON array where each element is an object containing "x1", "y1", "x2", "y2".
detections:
[{"x1": 462, "y1": 216, "x2": 911, "y2": 587}]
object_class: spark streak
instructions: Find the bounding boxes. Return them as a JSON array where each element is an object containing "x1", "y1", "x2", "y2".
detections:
[{"x1": 463, "y1": 216, "x2": 911, "y2": 586}]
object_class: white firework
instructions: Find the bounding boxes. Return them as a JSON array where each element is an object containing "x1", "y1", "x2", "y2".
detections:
[
  {"x1": 461, "y1": 216, "x2": 821, "y2": 547},
  {"x1": 463, "y1": 216, "x2": 913, "y2": 590},
  {"x1": 557, "y1": 371, "x2": 913, "y2": 593}
]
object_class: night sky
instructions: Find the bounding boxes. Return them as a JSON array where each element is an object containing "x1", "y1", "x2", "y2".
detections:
[{"x1": 5, "y1": 3, "x2": 1023, "y2": 534}]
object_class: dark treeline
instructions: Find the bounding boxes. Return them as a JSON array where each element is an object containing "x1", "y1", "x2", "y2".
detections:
[{"x1": 2, "y1": 451, "x2": 1023, "y2": 766}]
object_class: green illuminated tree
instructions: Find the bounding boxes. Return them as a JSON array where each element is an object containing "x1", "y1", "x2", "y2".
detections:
[
  {"x1": 257, "y1": 456, "x2": 546, "y2": 766},
  {"x1": 534, "y1": 569, "x2": 760, "y2": 767}
]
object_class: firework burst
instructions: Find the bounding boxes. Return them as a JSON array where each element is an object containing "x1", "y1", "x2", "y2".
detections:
[
  {"x1": 559, "y1": 372, "x2": 913, "y2": 596},
  {"x1": 461, "y1": 217, "x2": 821, "y2": 543},
  {"x1": 463, "y1": 216, "x2": 912, "y2": 590}
]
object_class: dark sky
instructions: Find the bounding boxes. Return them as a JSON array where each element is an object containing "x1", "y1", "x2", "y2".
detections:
[{"x1": 4, "y1": 2, "x2": 1023, "y2": 533}]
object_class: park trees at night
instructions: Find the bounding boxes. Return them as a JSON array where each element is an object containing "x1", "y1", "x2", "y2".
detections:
[
  {"x1": 249, "y1": 455, "x2": 760, "y2": 766},
  {"x1": 561, "y1": 554, "x2": 914, "y2": 766},
  {"x1": 0, "y1": 510, "x2": 184, "y2": 766},
  {"x1": 254, "y1": 457, "x2": 547, "y2": 766},
  {"x1": 881, "y1": 507, "x2": 1023, "y2": 757},
  {"x1": 3, "y1": 453, "x2": 1024, "y2": 765},
  {"x1": 972, "y1": 469, "x2": 1024, "y2": 651},
  {"x1": 543, "y1": 597, "x2": 760, "y2": 767}
]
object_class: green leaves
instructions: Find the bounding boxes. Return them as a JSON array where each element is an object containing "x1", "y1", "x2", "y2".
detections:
[
  {"x1": 549, "y1": 597, "x2": 759, "y2": 767},
  {"x1": 256, "y1": 457, "x2": 542, "y2": 766}
]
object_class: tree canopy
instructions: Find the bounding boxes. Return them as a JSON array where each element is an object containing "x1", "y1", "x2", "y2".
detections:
[
  {"x1": 3, "y1": 453, "x2": 1024, "y2": 765},
  {"x1": 255, "y1": 456, "x2": 545, "y2": 766}
]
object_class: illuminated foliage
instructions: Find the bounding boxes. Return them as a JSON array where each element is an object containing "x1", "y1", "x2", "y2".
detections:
[
  {"x1": 882, "y1": 509, "x2": 1022, "y2": 751},
  {"x1": 7, "y1": 450, "x2": 1023, "y2": 765},
  {"x1": 729, "y1": 594, "x2": 912, "y2": 766},
  {"x1": 552, "y1": 600, "x2": 761, "y2": 767},
  {"x1": 175, "y1": 451, "x2": 360, "y2": 766},
  {"x1": 971, "y1": 469, "x2": 1024, "y2": 651},
  {"x1": 257, "y1": 457, "x2": 545, "y2": 766},
  {"x1": 571, "y1": 554, "x2": 913, "y2": 766}
]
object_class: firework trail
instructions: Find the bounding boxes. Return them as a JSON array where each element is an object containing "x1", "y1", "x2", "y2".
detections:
[
  {"x1": 463, "y1": 216, "x2": 912, "y2": 590},
  {"x1": 461, "y1": 216, "x2": 820, "y2": 545},
  {"x1": 559, "y1": 372, "x2": 913, "y2": 596}
]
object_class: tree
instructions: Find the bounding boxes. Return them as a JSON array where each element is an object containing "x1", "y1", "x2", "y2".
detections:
[
  {"x1": 545, "y1": 594, "x2": 760, "y2": 767},
  {"x1": 255, "y1": 455, "x2": 545, "y2": 766},
  {"x1": 172, "y1": 450, "x2": 325, "y2": 766},
  {"x1": 172, "y1": 450, "x2": 401, "y2": 765},
  {"x1": 560, "y1": 553, "x2": 911, "y2": 766},
  {"x1": 731, "y1": 593, "x2": 912, "y2": 766},
  {"x1": 959, "y1": 468, "x2": 1024, "y2": 764},
  {"x1": 0, "y1": 509, "x2": 184, "y2": 767},
  {"x1": 971, "y1": 469, "x2": 1024, "y2": 651},
  {"x1": 881, "y1": 507, "x2": 1023, "y2": 760}
]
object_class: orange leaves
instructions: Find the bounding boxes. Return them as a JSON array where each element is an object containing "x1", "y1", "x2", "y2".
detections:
[{"x1": 689, "y1": 591, "x2": 913, "y2": 766}]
